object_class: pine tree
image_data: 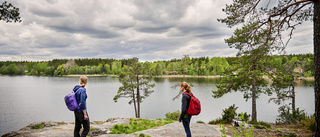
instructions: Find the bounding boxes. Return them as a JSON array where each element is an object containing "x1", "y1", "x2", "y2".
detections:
[
  {"x1": 113, "y1": 60, "x2": 155, "y2": 118},
  {"x1": 217, "y1": 1, "x2": 319, "y2": 133}
]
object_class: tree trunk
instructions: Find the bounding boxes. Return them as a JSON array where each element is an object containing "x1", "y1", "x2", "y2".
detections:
[
  {"x1": 136, "y1": 74, "x2": 141, "y2": 118},
  {"x1": 132, "y1": 89, "x2": 138, "y2": 118},
  {"x1": 292, "y1": 86, "x2": 295, "y2": 112},
  {"x1": 251, "y1": 57, "x2": 258, "y2": 122},
  {"x1": 314, "y1": 0, "x2": 320, "y2": 136},
  {"x1": 131, "y1": 80, "x2": 138, "y2": 118},
  {"x1": 252, "y1": 82, "x2": 257, "y2": 122},
  {"x1": 183, "y1": 65, "x2": 185, "y2": 82}
]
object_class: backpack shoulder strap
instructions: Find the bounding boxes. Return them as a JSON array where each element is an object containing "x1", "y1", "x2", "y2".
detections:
[
  {"x1": 74, "y1": 87, "x2": 83, "y2": 94},
  {"x1": 183, "y1": 92, "x2": 193, "y2": 97}
]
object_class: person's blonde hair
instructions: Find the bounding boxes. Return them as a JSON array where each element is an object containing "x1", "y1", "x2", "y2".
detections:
[
  {"x1": 79, "y1": 76, "x2": 88, "y2": 87},
  {"x1": 180, "y1": 81, "x2": 191, "y2": 93}
]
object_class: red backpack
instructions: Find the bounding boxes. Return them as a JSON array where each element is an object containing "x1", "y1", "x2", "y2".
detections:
[{"x1": 184, "y1": 92, "x2": 201, "y2": 115}]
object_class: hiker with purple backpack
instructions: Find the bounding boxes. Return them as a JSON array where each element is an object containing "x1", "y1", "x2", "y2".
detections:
[{"x1": 73, "y1": 76, "x2": 90, "y2": 137}]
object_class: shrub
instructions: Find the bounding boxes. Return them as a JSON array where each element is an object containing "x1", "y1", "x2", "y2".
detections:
[
  {"x1": 276, "y1": 106, "x2": 306, "y2": 124},
  {"x1": 165, "y1": 110, "x2": 180, "y2": 120},
  {"x1": 208, "y1": 118, "x2": 224, "y2": 125},
  {"x1": 300, "y1": 115, "x2": 315, "y2": 132},
  {"x1": 208, "y1": 104, "x2": 250, "y2": 124},
  {"x1": 237, "y1": 112, "x2": 250, "y2": 122},
  {"x1": 221, "y1": 104, "x2": 238, "y2": 123}
]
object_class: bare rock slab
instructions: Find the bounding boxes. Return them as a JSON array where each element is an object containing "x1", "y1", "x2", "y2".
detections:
[{"x1": 3, "y1": 118, "x2": 222, "y2": 137}]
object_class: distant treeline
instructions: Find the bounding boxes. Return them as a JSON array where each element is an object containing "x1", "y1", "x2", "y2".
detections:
[{"x1": 0, "y1": 54, "x2": 314, "y2": 77}]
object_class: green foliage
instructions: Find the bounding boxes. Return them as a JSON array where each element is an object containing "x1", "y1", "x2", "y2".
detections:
[
  {"x1": 111, "y1": 61, "x2": 122, "y2": 75},
  {"x1": 219, "y1": 124, "x2": 227, "y2": 137},
  {"x1": 165, "y1": 110, "x2": 180, "y2": 120},
  {"x1": 90, "y1": 127, "x2": 97, "y2": 130},
  {"x1": 197, "y1": 121, "x2": 205, "y2": 124},
  {"x1": 114, "y1": 61, "x2": 155, "y2": 118},
  {"x1": 276, "y1": 106, "x2": 307, "y2": 124},
  {"x1": 0, "y1": 54, "x2": 314, "y2": 77},
  {"x1": 0, "y1": 1, "x2": 21, "y2": 23},
  {"x1": 237, "y1": 112, "x2": 250, "y2": 122},
  {"x1": 222, "y1": 104, "x2": 238, "y2": 123},
  {"x1": 0, "y1": 64, "x2": 24, "y2": 75},
  {"x1": 234, "y1": 113, "x2": 255, "y2": 137},
  {"x1": 54, "y1": 65, "x2": 65, "y2": 76},
  {"x1": 220, "y1": 113, "x2": 255, "y2": 137},
  {"x1": 208, "y1": 105, "x2": 251, "y2": 125},
  {"x1": 32, "y1": 125, "x2": 44, "y2": 129},
  {"x1": 208, "y1": 118, "x2": 224, "y2": 125},
  {"x1": 109, "y1": 118, "x2": 174, "y2": 134},
  {"x1": 212, "y1": 54, "x2": 272, "y2": 122},
  {"x1": 31, "y1": 123, "x2": 45, "y2": 129},
  {"x1": 300, "y1": 115, "x2": 316, "y2": 132},
  {"x1": 139, "y1": 133, "x2": 150, "y2": 137},
  {"x1": 217, "y1": 0, "x2": 315, "y2": 123}
]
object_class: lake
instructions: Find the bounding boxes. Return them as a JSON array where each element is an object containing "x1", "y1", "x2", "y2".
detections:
[{"x1": 0, "y1": 75, "x2": 315, "y2": 135}]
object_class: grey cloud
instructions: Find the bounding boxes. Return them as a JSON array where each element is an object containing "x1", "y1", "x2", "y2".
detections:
[
  {"x1": 50, "y1": 26, "x2": 120, "y2": 39},
  {"x1": 0, "y1": 47, "x2": 22, "y2": 55},
  {"x1": 176, "y1": 26, "x2": 220, "y2": 39},
  {"x1": 131, "y1": 0, "x2": 194, "y2": 34},
  {"x1": 55, "y1": 49, "x2": 100, "y2": 58},
  {"x1": 0, "y1": 50, "x2": 20, "y2": 56},
  {"x1": 136, "y1": 24, "x2": 173, "y2": 33},
  {"x1": 132, "y1": 0, "x2": 194, "y2": 22},
  {"x1": 25, "y1": 0, "x2": 67, "y2": 18},
  {"x1": 46, "y1": 0, "x2": 58, "y2": 4},
  {"x1": 29, "y1": 8, "x2": 65, "y2": 18},
  {"x1": 0, "y1": 0, "x2": 313, "y2": 61}
]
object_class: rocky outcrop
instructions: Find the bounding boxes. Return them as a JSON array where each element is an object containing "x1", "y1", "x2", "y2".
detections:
[{"x1": 2, "y1": 118, "x2": 222, "y2": 137}]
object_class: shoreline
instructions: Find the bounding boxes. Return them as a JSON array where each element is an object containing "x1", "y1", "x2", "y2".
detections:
[
  {"x1": 63, "y1": 74, "x2": 223, "y2": 78},
  {"x1": 299, "y1": 77, "x2": 315, "y2": 80},
  {"x1": 63, "y1": 74, "x2": 315, "y2": 80},
  {"x1": 63, "y1": 74, "x2": 110, "y2": 77},
  {"x1": 155, "y1": 75, "x2": 222, "y2": 78},
  {"x1": 0, "y1": 74, "x2": 315, "y2": 80}
]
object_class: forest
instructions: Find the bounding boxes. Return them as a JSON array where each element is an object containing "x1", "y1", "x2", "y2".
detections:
[{"x1": 0, "y1": 54, "x2": 314, "y2": 77}]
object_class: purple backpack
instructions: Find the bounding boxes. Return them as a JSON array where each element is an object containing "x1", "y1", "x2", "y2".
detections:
[{"x1": 64, "y1": 88, "x2": 82, "y2": 111}]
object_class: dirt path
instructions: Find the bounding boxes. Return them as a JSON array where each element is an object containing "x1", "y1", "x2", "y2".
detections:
[{"x1": 3, "y1": 118, "x2": 223, "y2": 137}]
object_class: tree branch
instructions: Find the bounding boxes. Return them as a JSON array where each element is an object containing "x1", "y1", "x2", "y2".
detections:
[{"x1": 269, "y1": 0, "x2": 313, "y2": 20}]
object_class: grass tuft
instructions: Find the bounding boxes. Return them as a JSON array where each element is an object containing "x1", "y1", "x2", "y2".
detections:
[{"x1": 109, "y1": 118, "x2": 174, "y2": 134}]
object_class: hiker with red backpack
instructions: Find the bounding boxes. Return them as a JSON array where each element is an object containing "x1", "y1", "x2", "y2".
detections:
[{"x1": 179, "y1": 82, "x2": 201, "y2": 137}]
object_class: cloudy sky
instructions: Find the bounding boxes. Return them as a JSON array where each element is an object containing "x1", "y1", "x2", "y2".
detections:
[{"x1": 0, "y1": 0, "x2": 314, "y2": 62}]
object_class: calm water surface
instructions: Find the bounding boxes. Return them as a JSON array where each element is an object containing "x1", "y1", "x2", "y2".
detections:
[{"x1": 0, "y1": 76, "x2": 315, "y2": 135}]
